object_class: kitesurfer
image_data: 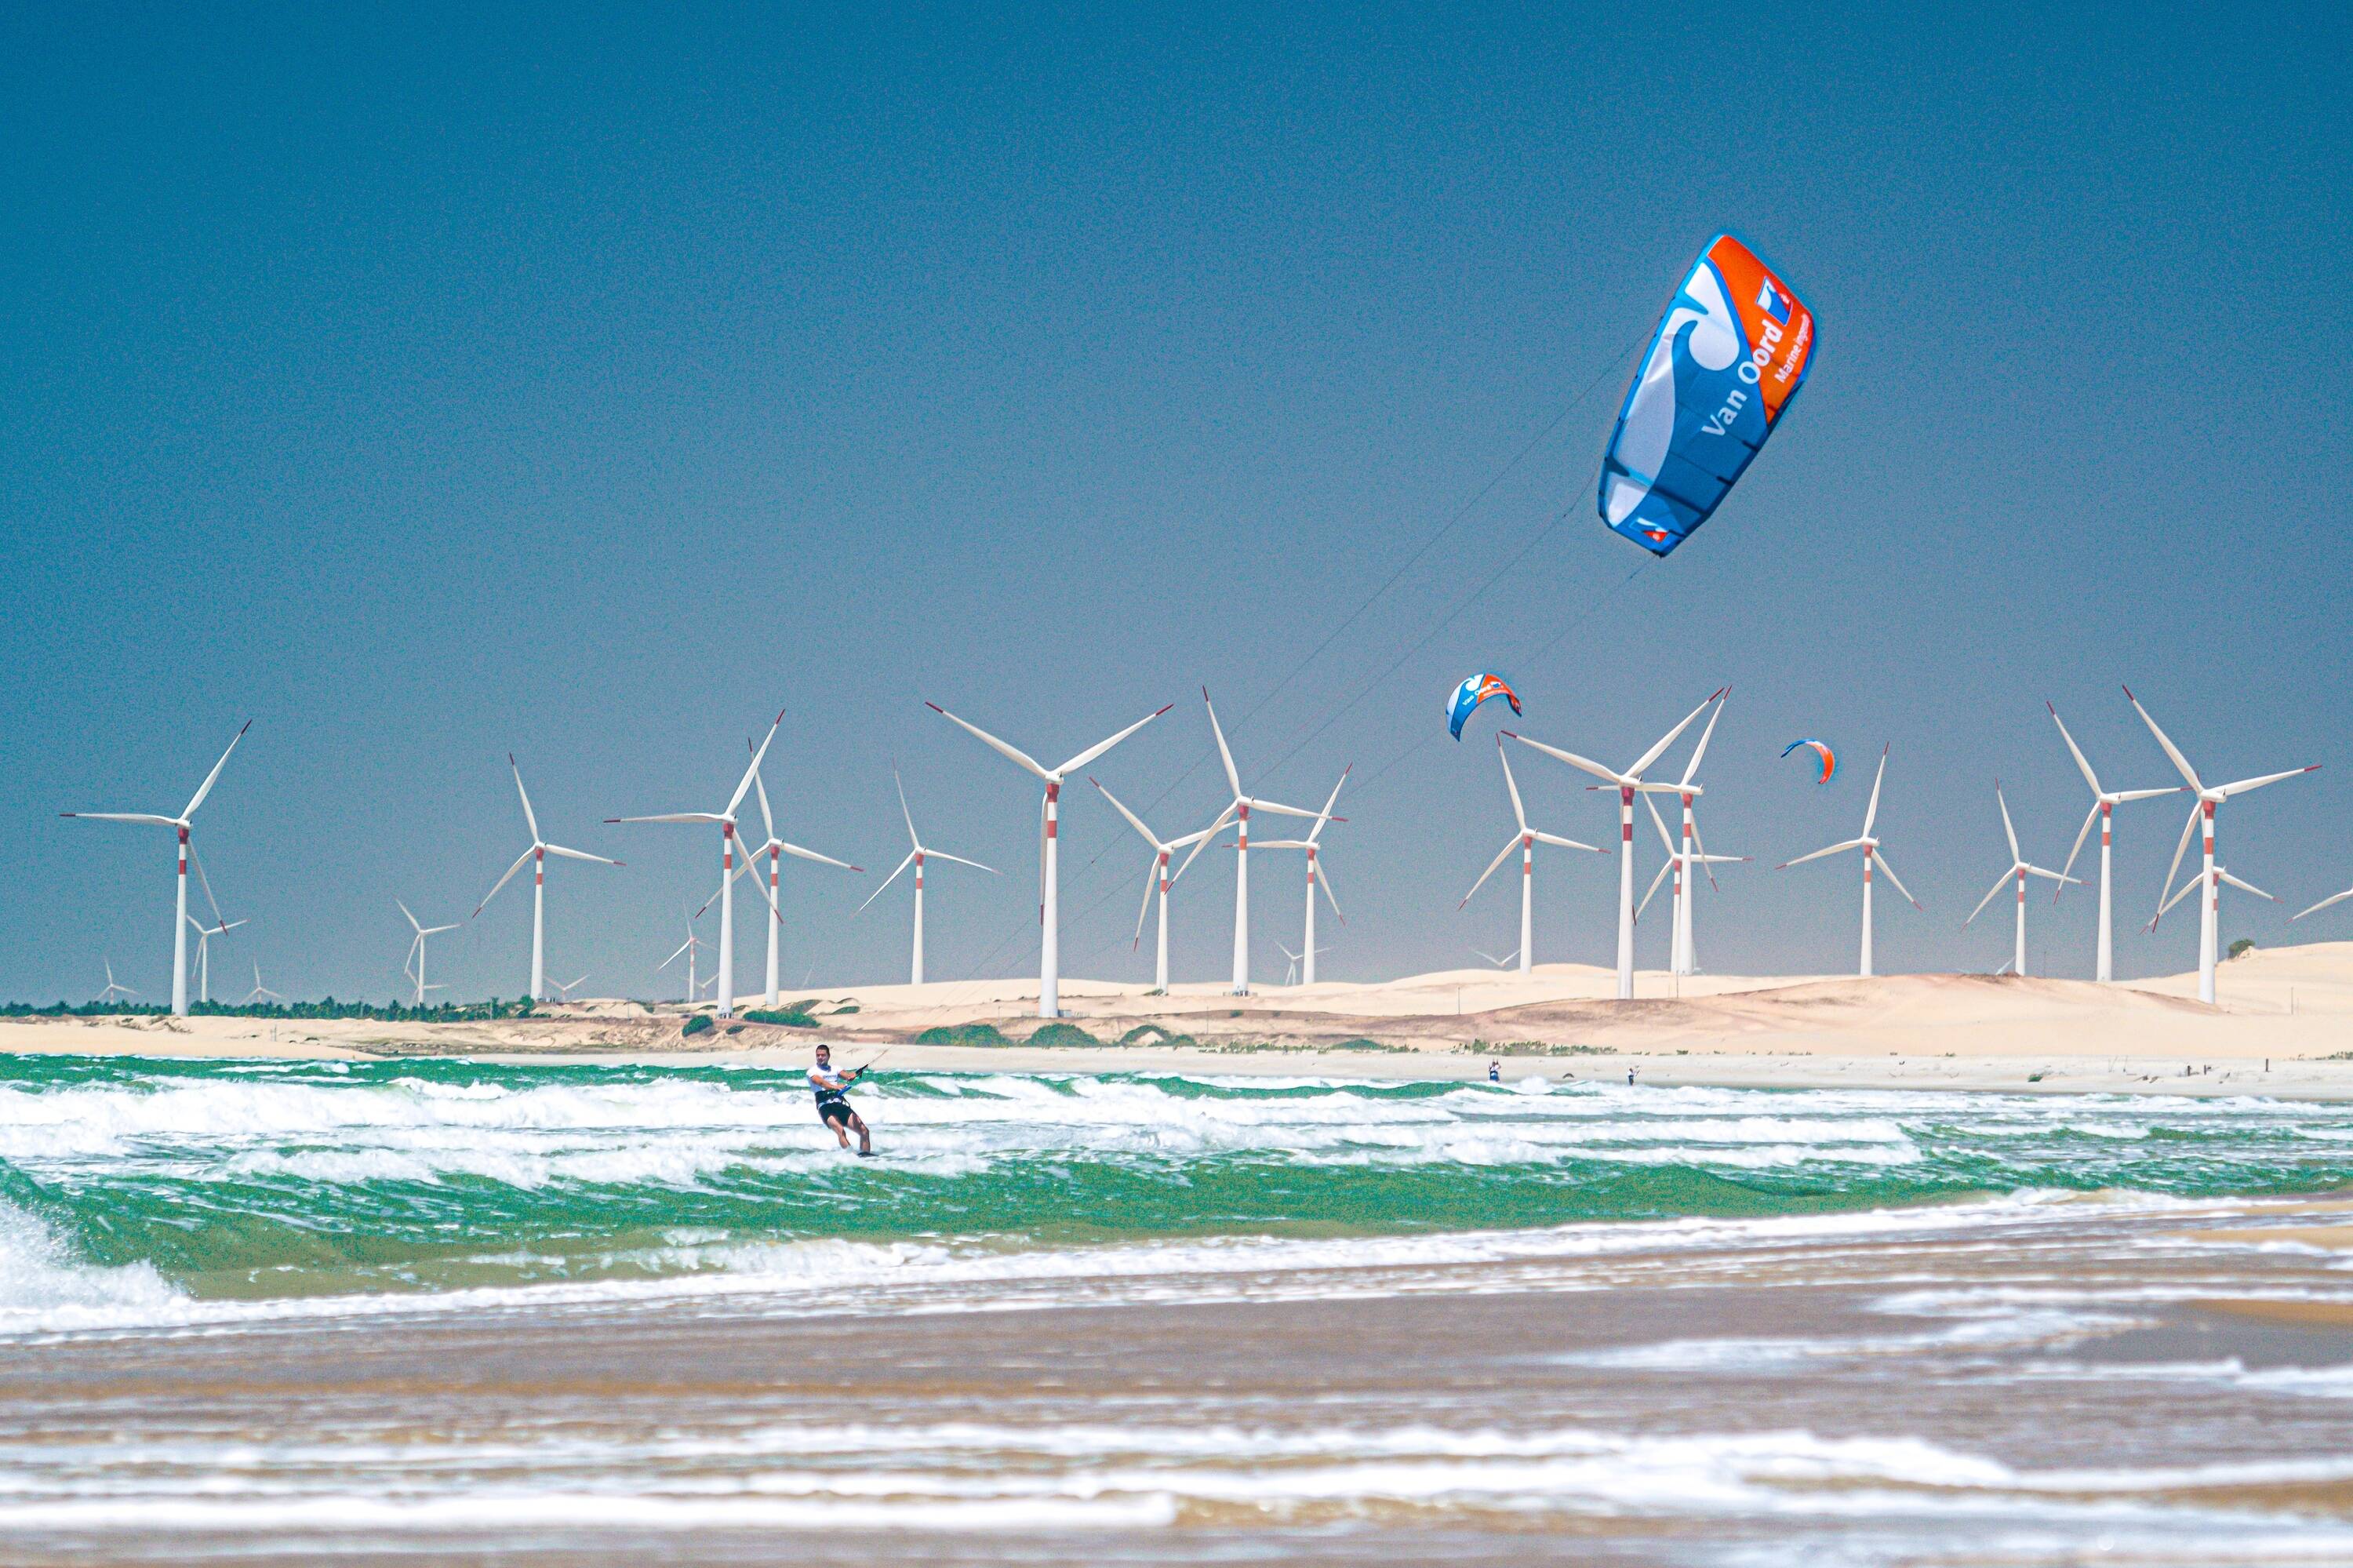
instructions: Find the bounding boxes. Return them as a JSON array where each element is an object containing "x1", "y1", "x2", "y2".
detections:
[{"x1": 809, "y1": 1044, "x2": 873, "y2": 1156}]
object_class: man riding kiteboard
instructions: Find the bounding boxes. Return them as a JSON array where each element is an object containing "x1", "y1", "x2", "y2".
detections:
[{"x1": 808, "y1": 1044, "x2": 874, "y2": 1156}]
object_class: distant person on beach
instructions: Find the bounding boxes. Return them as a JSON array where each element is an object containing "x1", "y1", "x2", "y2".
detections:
[
  {"x1": 1489, "y1": 1060, "x2": 1501, "y2": 1083},
  {"x1": 809, "y1": 1045, "x2": 873, "y2": 1156},
  {"x1": 1627, "y1": 1067, "x2": 1638, "y2": 1086}
]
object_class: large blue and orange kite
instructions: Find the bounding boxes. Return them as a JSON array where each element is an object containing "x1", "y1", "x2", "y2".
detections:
[
  {"x1": 1446, "y1": 672, "x2": 1522, "y2": 741},
  {"x1": 1599, "y1": 233, "x2": 1818, "y2": 557}
]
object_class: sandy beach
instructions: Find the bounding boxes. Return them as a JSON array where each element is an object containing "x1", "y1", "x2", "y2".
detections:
[{"x1": 9, "y1": 940, "x2": 2349, "y2": 1100}]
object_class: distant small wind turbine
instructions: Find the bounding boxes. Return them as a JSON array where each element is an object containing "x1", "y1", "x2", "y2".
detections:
[
  {"x1": 927, "y1": 697, "x2": 1171, "y2": 1017},
  {"x1": 1276, "y1": 942, "x2": 1330, "y2": 988},
  {"x1": 1251, "y1": 766, "x2": 1351, "y2": 986},
  {"x1": 1505, "y1": 689, "x2": 1724, "y2": 1000},
  {"x1": 2047, "y1": 701, "x2": 2181, "y2": 984},
  {"x1": 1198, "y1": 689, "x2": 1323, "y2": 996},
  {"x1": 724, "y1": 742, "x2": 861, "y2": 1006},
  {"x1": 551, "y1": 973, "x2": 590, "y2": 1002},
  {"x1": 1638, "y1": 793, "x2": 1747, "y2": 973},
  {"x1": 1963, "y1": 784, "x2": 2081, "y2": 977},
  {"x1": 856, "y1": 770, "x2": 996, "y2": 987},
  {"x1": 1460, "y1": 736, "x2": 1606, "y2": 977},
  {"x1": 2154, "y1": 864, "x2": 2275, "y2": 948},
  {"x1": 1471, "y1": 946, "x2": 1521, "y2": 970},
  {"x1": 1092, "y1": 777, "x2": 1221, "y2": 994},
  {"x1": 97, "y1": 959, "x2": 137, "y2": 1004},
  {"x1": 2126, "y1": 687, "x2": 2317, "y2": 1005},
  {"x1": 184, "y1": 914, "x2": 249, "y2": 1006},
  {"x1": 658, "y1": 911, "x2": 709, "y2": 1005},
  {"x1": 1777, "y1": 745, "x2": 1922, "y2": 977},
  {"x1": 241, "y1": 960, "x2": 282, "y2": 1006},
  {"x1": 61, "y1": 719, "x2": 252, "y2": 1017},
  {"x1": 478, "y1": 755, "x2": 621, "y2": 1002},
  {"x1": 398, "y1": 900, "x2": 459, "y2": 1006}
]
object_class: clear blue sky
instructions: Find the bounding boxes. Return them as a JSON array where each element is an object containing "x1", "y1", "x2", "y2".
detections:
[{"x1": 4, "y1": 3, "x2": 2348, "y2": 1003}]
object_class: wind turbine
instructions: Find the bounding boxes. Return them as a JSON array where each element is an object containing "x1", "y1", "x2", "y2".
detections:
[
  {"x1": 1472, "y1": 947, "x2": 1521, "y2": 970},
  {"x1": 551, "y1": 973, "x2": 590, "y2": 1002},
  {"x1": 1504, "y1": 689, "x2": 1722, "y2": 999},
  {"x1": 1089, "y1": 778, "x2": 1220, "y2": 993},
  {"x1": 2154, "y1": 865, "x2": 2275, "y2": 956},
  {"x1": 1198, "y1": 689, "x2": 1323, "y2": 995},
  {"x1": 397, "y1": 900, "x2": 459, "y2": 1006},
  {"x1": 2046, "y1": 702, "x2": 2181, "y2": 984},
  {"x1": 926, "y1": 699, "x2": 1173, "y2": 1017},
  {"x1": 727, "y1": 744, "x2": 860, "y2": 1006},
  {"x1": 1776, "y1": 746, "x2": 1922, "y2": 977},
  {"x1": 1251, "y1": 767, "x2": 1351, "y2": 986},
  {"x1": 855, "y1": 769, "x2": 991, "y2": 987},
  {"x1": 1459, "y1": 737, "x2": 1607, "y2": 976},
  {"x1": 1963, "y1": 784, "x2": 2082, "y2": 977},
  {"x1": 1638, "y1": 795, "x2": 1747, "y2": 975},
  {"x1": 658, "y1": 912, "x2": 708, "y2": 1006},
  {"x1": 240, "y1": 960, "x2": 282, "y2": 1006},
  {"x1": 477, "y1": 755, "x2": 622, "y2": 1002},
  {"x1": 2126, "y1": 687, "x2": 2318, "y2": 1005},
  {"x1": 184, "y1": 914, "x2": 248, "y2": 1005},
  {"x1": 608, "y1": 713, "x2": 785, "y2": 1019},
  {"x1": 61, "y1": 719, "x2": 251, "y2": 1017},
  {"x1": 97, "y1": 959, "x2": 137, "y2": 1005},
  {"x1": 1276, "y1": 942, "x2": 1330, "y2": 988}
]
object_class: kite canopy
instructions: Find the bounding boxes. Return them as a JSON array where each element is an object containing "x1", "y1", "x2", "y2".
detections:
[
  {"x1": 1599, "y1": 233, "x2": 1817, "y2": 557},
  {"x1": 1446, "y1": 672, "x2": 1522, "y2": 741},
  {"x1": 1781, "y1": 738, "x2": 1836, "y2": 786}
]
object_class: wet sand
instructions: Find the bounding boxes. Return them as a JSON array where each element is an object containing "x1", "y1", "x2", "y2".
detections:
[{"x1": 5, "y1": 1195, "x2": 2352, "y2": 1565}]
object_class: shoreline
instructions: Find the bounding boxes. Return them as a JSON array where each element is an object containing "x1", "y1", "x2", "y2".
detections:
[{"x1": 4, "y1": 943, "x2": 2348, "y2": 1099}]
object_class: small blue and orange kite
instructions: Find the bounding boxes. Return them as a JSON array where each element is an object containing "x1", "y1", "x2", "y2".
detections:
[
  {"x1": 1446, "y1": 673, "x2": 1522, "y2": 741},
  {"x1": 1781, "y1": 738, "x2": 1836, "y2": 785}
]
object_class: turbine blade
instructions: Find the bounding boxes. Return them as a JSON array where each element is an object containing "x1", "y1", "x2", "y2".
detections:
[
  {"x1": 1056, "y1": 704, "x2": 1173, "y2": 777},
  {"x1": 2123, "y1": 686, "x2": 2205, "y2": 794},
  {"x1": 1091, "y1": 777, "x2": 1162, "y2": 850},
  {"x1": 776, "y1": 840, "x2": 858, "y2": 871},
  {"x1": 1643, "y1": 793, "x2": 1677, "y2": 857},
  {"x1": 1502, "y1": 731, "x2": 1624, "y2": 787},
  {"x1": 747, "y1": 742, "x2": 777, "y2": 841},
  {"x1": 854, "y1": 851, "x2": 917, "y2": 915},
  {"x1": 2291, "y1": 888, "x2": 2353, "y2": 921},
  {"x1": 1460, "y1": 832, "x2": 1522, "y2": 908},
  {"x1": 540, "y1": 843, "x2": 622, "y2": 866},
  {"x1": 1777, "y1": 839, "x2": 1864, "y2": 870},
  {"x1": 927, "y1": 702, "x2": 1053, "y2": 782},
  {"x1": 474, "y1": 846, "x2": 536, "y2": 916},
  {"x1": 2155, "y1": 798, "x2": 2202, "y2": 926},
  {"x1": 180, "y1": 719, "x2": 253, "y2": 820},
  {"x1": 1531, "y1": 831, "x2": 1606, "y2": 853},
  {"x1": 1997, "y1": 784, "x2": 2020, "y2": 864},
  {"x1": 1964, "y1": 870, "x2": 2012, "y2": 926},
  {"x1": 1862, "y1": 746, "x2": 1889, "y2": 839},
  {"x1": 2217, "y1": 764, "x2": 2321, "y2": 799},
  {"x1": 1202, "y1": 688, "x2": 1243, "y2": 797},
  {"x1": 59, "y1": 813, "x2": 179, "y2": 825},
  {"x1": 1132, "y1": 853, "x2": 1157, "y2": 949},
  {"x1": 2218, "y1": 869, "x2": 2275, "y2": 900},
  {"x1": 510, "y1": 755, "x2": 541, "y2": 842},
  {"x1": 1625, "y1": 689, "x2": 1722, "y2": 780},
  {"x1": 724, "y1": 710, "x2": 787, "y2": 820},
  {"x1": 894, "y1": 769, "x2": 919, "y2": 850},
  {"x1": 1497, "y1": 739, "x2": 1529, "y2": 832},
  {"x1": 1317, "y1": 858, "x2": 1344, "y2": 922},
  {"x1": 925, "y1": 849, "x2": 997, "y2": 874},
  {"x1": 2056, "y1": 801, "x2": 2100, "y2": 897},
  {"x1": 185, "y1": 839, "x2": 226, "y2": 928},
  {"x1": 2111, "y1": 787, "x2": 2184, "y2": 803},
  {"x1": 397, "y1": 898, "x2": 424, "y2": 933},
  {"x1": 1306, "y1": 766, "x2": 1349, "y2": 843},
  {"x1": 1637, "y1": 857, "x2": 1673, "y2": 919},
  {"x1": 2046, "y1": 703, "x2": 2103, "y2": 797},
  {"x1": 1678, "y1": 689, "x2": 1727, "y2": 786},
  {"x1": 606, "y1": 813, "x2": 723, "y2": 824}
]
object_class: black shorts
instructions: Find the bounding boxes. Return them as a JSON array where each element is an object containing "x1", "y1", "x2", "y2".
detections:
[{"x1": 817, "y1": 1100, "x2": 855, "y2": 1127}]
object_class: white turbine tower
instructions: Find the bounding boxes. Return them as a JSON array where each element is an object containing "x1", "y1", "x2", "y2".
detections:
[
  {"x1": 2046, "y1": 702, "x2": 2182, "y2": 984},
  {"x1": 185, "y1": 914, "x2": 248, "y2": 1005},
  {"x1": 1199, "y1": 689, "x2": 1322, "y2": 995},
  {"x1": 1091, "y1": 779, "x2": 1220, "y2": 993},
  {"x1": 856, "y1": 770, "x2": 994, "y2": 987},
  {"x1": 1504, "y1": 689, "x2": 1722, "y2": 999},
  {"x1": 241, "y1": 961, "x2": 282, "y2": 1006},
  {"x1": 478, "y1": 755, "x2": 622, "y2": 1002},
  {"x1": 728, "y1": 747, "x2": 861, "y2": 1006},
  {"x1": 1963, "y1": 784, "x2": 2081, "y2": 977},
  {"x1": 2126, "y1": 687, "x2": 2318, "y2": 1005},
  {"x1": 97, "y1": 959, "x2": 137, "y2": 1004},
  {"x1": 926, "y1": 699, "x2": 1172, "y2": 1018},
  {"x1": 1637, "y1": 795, "x2": 1747, "y2": 975},
  {"x1": 1459, "y1": 737, "x2": 1607, "y2": 976},
  {"x1": 1252, "y1": 767, "x2": 1350, "y2": 986},
  {"x1": 608, "y1": 714, "x2": 786, "y2": 1019},
  {"x1": 397, "y1": 900, "x2": 458, "y2": 1006},
  {"x1": 61, "y1": 719, "x2": 251, "y2": 1017},
  {"x1": 1776, "y1": 746, "x2": 1922, "y2": 977}
]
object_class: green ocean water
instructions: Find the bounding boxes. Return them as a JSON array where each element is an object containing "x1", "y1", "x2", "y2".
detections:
[{"x1": 2, "y1": 1053, "x2": 2349, "y2": 1315}]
